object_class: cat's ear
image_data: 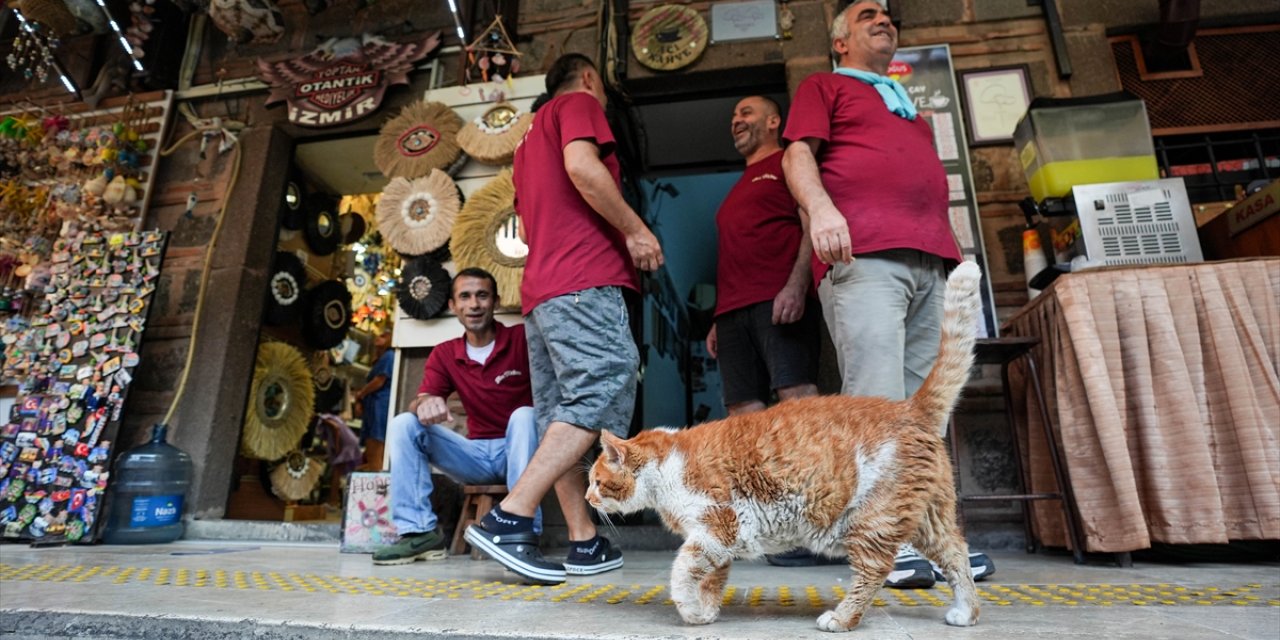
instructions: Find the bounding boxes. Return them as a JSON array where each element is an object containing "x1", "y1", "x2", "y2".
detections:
[{"x1": 601, "y1": 431, "x2": 625, "y2": 466}]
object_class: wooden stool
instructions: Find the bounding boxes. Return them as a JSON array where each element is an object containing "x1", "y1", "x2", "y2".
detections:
[
  {"x1": 949, "y1": 337, "x2": 1088, "y2": 565},
  {"x1": 449, "y1": 484, "x2": 508, "y2": 559}
]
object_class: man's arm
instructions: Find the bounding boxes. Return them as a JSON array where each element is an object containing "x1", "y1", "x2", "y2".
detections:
[
  {"x1": 563, "y1": 139, "x2": 664, "y2": 271},
  {"x1": 783, "y1": 138, "x2": 852, "y2": 265},
  {"x1": 772, "y1": 230, "x2": 813, "y2": 325}
]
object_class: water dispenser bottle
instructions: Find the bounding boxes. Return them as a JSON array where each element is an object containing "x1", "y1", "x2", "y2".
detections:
[{"x1": 102, "y1": 424, "x2": 193, "y2": 544}]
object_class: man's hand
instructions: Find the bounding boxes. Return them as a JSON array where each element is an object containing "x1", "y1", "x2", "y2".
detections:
[
  {"x1": 626, "y1": 227, "x2": 665, "y2": 272},
  {"x1": 772, "y1": 283, "x2": 806, "y2": 325},
  {"x1": 705, "y1": 323, "x2": 718, "y2": 359},
  {"x1": 414, "y1": 395, "x2": 453, "y2": 426},
  {"x1": 809, "y1": 203, "x2": 853, "y2": 265}
]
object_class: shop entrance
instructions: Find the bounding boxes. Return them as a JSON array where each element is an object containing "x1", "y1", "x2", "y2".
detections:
[
  {"x1": 625, "y1": 68, "x2": 790, "y2": 428},
  {"x1": 224, "y1": 134, "x2": 397, "y2": 523}
]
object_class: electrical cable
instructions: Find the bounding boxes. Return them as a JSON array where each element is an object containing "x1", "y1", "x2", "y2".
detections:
[{"x1": 156, "y1": 122, "x2": 243, "y2": 427}]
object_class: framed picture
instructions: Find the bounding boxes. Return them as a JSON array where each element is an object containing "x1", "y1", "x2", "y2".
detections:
[{"x1": 957, "y1": 65, "x2": 1032, "y2": 146}]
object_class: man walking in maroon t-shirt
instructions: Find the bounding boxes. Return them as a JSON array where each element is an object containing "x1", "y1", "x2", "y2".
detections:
[
  {"x1": 782, "y1": 0, "x2": 994, "y2": 588},
  {"x1": 465, "y1": 53, "x2": 664, "y2": 585}
]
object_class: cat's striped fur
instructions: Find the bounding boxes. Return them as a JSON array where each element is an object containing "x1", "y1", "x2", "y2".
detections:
[{"x1": 586, "y1": 261, "x2": 984, "y2": 632}]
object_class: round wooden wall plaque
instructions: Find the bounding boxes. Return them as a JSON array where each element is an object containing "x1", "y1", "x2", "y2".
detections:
[{"x1": 631, "y1": 5, "x2": 708, "y2": 71}]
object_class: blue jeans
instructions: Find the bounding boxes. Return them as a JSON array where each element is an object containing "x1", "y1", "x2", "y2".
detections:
[{"x1": 387, "y1": 406, "x2": 541, "y2": 535}]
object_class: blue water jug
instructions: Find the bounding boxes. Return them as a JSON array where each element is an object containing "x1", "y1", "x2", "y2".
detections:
[{"x1": 102, "y1": 424, "x2": 193, "y2": 544}]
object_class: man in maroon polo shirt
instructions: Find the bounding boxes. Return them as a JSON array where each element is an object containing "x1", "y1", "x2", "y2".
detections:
[
  {"x1": 371, "y1": 268, "x2": 539, "y2": 565},
  {"x1": 782, "y1": 0, "x2": 993, "y2": 588}
]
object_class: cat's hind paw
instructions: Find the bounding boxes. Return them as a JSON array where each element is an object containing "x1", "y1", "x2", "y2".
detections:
[
  {"x1": 816, "y1": 610, "x2": 858, "y2": 632},
  {"x1": 944, "y1": 606, "x2": 978, "y2": 626},
  {"x1": 676, "y1": 603, "x2": 719, "y2": 625}
]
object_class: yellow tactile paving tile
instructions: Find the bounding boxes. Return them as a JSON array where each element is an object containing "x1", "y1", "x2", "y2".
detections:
[{"x1": 2, "y1": 562, "x2": 1278, "y2": 608}]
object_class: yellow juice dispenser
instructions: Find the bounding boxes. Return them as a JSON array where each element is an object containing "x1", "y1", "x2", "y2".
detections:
[
  {"x1": 1015, "y1": 92, "x2": 1160, "y2": 202},
  {"x1": 1015, "y1": 92, "x2": 1203, "y2": 291}
]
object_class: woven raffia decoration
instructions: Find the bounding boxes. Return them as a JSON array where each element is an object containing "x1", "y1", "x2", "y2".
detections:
[
  {"x1": 457, "y1": 103, "x2": 532, "y2": 166},
  {"x1": 269, "y1": 450, "x2": 327, "y2": 501},
  {"x1": 396, "y1": 255, "x2": 451, "y2": 320},
  {"x1": 13, "y1": 0, "x2": 79, "y2": 36},
  {"x1": 452, "y1": 169, "x2": 524, "y2": 309},
  {"x1": 373, "y1": 101, "x2": 463, "y2": 179},
  {"x1": 242, "y1": 342, "x2": 315, "y2": 461},
  {"x1": 375, "y1": 170, "x2": 459, "y2": 256}
]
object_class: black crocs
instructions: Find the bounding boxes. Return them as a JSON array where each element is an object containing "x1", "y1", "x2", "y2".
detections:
[{"x1": 464, "y1": 524, "x2": 566, "y2": 585}]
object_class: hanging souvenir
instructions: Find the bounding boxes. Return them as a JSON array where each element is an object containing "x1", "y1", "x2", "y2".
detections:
[
  {"x1": 396, "y1": 255, "x2": 450, "y2": 320},
  {"x1": 303, "y1": 196, "x2": 342, "y2": 256},
  {"x1": 241, "y1": 342, "x2": 314, "y2": 461},
  {"x1": 301, "y1": 280, "x2": 352, "y2": 349},
  {"x1": 11, "y1": 0, "x2": 79, "y2": 37},
  {"x1": 268, "y1": 450, "x2": 326, "y2": 501},
  {"x1": 464, "y1": 15, "x2": 522, "y2": 85},
  {"x1": 452, "y1": 169, "x2": 525, "y2": 309},
  {"x1": 456, "y1": 103, "x2": 533, "y2": 166},
  {"x1": 263, "y1": 251, "x2": 306, "y2": 326},
  {"x1": 375, "y1": 170, "x2": 459, "y2": 257},
  {"x1": 207, "y1": 0, "x2": 285, "y2": 45},
  {"x1": 372, "y1": 101, "x2": 462, "y2": 179}
]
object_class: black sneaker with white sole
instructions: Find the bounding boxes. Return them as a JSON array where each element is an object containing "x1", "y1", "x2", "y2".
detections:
[
  {"x1": 931, "y1": 552, "x2": 996, "y2": 582},
  {"x1": 464, "y1": 524, "x2": 566, "y2": 585},
  {"x1": 563, "y1": 536, "x2": 623, "y2": 575},
  {"x1": 884, "y1": 548, "x2": 936, "y2": 589}
]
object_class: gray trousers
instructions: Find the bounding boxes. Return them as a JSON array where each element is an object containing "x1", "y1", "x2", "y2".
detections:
[{"x1": 817, "y1": 248, "x2": 947, "y2": 401}]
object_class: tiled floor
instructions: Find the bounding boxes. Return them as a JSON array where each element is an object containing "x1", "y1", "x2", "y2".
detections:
[{"x1": 1, "y1": 541, "x2": 1277, "y2": 639}]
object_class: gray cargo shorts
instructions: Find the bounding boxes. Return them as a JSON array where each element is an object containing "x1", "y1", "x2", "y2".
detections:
[{"x1": 525, "y1": 286, "x2": 638, "y2": 438}]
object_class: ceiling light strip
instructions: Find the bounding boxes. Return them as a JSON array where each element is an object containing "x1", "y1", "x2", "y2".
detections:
[
  {"x1": 92, "y1": 0, "x2": 145, "y2": 72},
  {"x1": 446, "y1": 0, "x2": 467, "y2": 42}
]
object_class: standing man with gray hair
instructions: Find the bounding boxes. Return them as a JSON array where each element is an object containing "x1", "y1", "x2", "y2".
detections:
[
  {"x1": 782, "y1": 0, "x2": 994, "y2": 588},
  {"x1": 465, "y1": 53, "x2": 664, "y2": 585}
]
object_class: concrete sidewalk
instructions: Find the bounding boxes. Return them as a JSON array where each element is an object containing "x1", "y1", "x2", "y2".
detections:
[{"x1": 2, "y1": 540, "x2": 1277, "y2": 639}]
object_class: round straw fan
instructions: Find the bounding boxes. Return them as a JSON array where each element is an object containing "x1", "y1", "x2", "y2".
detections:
[
  {"x1": 269, "y1": 450, "x2": 327, "y2": 501},
  {"x1": 457, "y1": 103, "x2": 533, "y2": 166},
  {"x1": 452, "y1": 169, "x2": 525, "y2": 310},
  {"x1": 264, "y1": 251, "x2": 306, "y2": 326},
  {"x1": 242, "y1": 342, "x2": 315, "y2": 461},
  {"x1": 397, "y1": 255, "x2": 451, "y2": 320},
  {"x1": 374, "y1": 100, "x2": 463, "y2": 179},
  {"x1": 376, "y1": 170, "x2": 459, "y2": 257},
  {"x1": 301, "y1": 280, "x2": 353, "y2": 349}
]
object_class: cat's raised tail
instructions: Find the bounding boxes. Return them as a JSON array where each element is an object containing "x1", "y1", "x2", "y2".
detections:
[{"x1": 910, "y1": 261, "x2": 983, "y2": 436}]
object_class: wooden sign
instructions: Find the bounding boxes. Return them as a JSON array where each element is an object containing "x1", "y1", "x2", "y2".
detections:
[
  {"x1": 1228, "y1": 179, "x2": 1279, "y2": 237},
  {"x1": 257, "y1": 33, "x2": 441, "y2": 128},
  {"x1": 631, "y1": 5, "x2": 708, "y2": 71}
]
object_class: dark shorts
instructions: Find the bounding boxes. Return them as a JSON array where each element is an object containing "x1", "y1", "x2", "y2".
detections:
[
  {"x1": 525, "y1": 286, "x2": 639, "y2": 438},
  {"x1": 716, "y1": 300, "x2": 820, "y2": 406}
]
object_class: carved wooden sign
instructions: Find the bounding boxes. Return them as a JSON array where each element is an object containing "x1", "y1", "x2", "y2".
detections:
[
  {"x1": 257, "y1": 32, "x2": 441, "y2": 127},
  {"x1": 631, "y1": 5, "x2": 708, "y2": 71}
]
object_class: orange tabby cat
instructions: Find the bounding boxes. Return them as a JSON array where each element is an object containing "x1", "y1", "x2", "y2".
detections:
[{"x1": 587, "y1": 261, "x2": 984, "y2": 632}]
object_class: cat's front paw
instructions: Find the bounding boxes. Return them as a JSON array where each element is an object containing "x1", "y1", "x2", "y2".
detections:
[
  {"x1": 816, "y1": 610, "x2": 859, "y2": 632},
  {"x1": 945, "y1": 606, "x2": 978, "y2": 626},
  {"x1": 676, "y1": 602, "x2": 719, "y2": 625}
]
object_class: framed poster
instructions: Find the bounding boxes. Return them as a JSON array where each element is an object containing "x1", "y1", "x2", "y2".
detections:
[
  {"x1": 890, "y1": 45, "x2": 1000, "y2": 336},
  {"x1": 957, "y1": 65, "x2": 1032, "y2": 146}
]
